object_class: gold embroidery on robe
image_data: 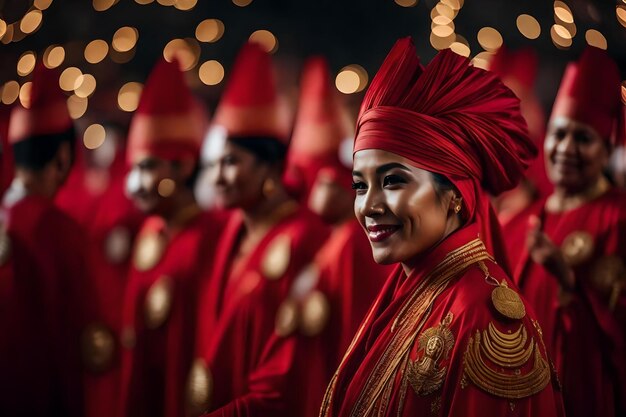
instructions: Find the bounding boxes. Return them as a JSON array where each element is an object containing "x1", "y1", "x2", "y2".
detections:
[
  {"x1": 144, "y1": 275, "x2": 173, "y2": 329},
  {"x1": 406, "y1": 312, "x2": 454, "y2": 396},
  {"x1": 301, "y1": 289, "x2": 331, "y2": 336},
  {"x1": 262, "y1": 234, "x2": 291, "y2": 280},
  {"x1": 275, "y1": 297, "x2": 299, "y2": 337},
  {"x1": 491, "y1": 280, "x2": 526, "y2": 320},
  {"x1": 81, "y1": 322, "x2": 115, "y2": 372},
  {"x1": 186, "y1": 358, "x2": 213, "y2": 416},
  {"x1": 463, "y1": 321, "x2": 550, "y2": 399},
  {"x1": 133, "y1": 233, "x2": 166, "y2": 271},
  {"x1": 561, "y1": 231, "x2": 594, "y2": 266}
]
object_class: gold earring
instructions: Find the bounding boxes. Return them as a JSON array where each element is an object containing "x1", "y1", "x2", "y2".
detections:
[
  {"x1": 263, "y1": 177, "x2": 277, "y2": 198},
  {"x1": 454, "y1": 203, "x2": 462, "y2": 214}
]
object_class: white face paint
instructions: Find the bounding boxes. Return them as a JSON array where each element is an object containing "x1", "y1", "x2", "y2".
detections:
[
  {"x1": 125, "y1": 168, "x2": 142, "y2": 198},
  {"x1": 339, "y1": 136, "x2": 355, "y2": 169},
  {"x1": 200, "y1": 125, "x2": 228, "y2": 166}
]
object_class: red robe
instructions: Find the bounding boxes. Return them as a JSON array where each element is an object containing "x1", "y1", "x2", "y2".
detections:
[
  {"x1": 191, "y1": 205, "x2": 329, "y2": 416},
  {"x1": 119, "y1": 209, "x2": 225, "y2": 417},
  {"x1": 321, "y1": 223, "x2": 564, "y2": 417},
  {"x1": 295, "y1": 219, "x2": 391, "y2": 417},
  {"x1": 504, "y1": 188, "x2": 626, "y2": 417},
  {"x1": 0, "y1": 188, "x2": 96, "y2": 416}
]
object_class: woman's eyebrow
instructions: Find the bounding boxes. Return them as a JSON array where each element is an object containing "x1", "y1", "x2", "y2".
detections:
[{"x1": 376, "y1": 162, "x2": 410, "y2": 175}]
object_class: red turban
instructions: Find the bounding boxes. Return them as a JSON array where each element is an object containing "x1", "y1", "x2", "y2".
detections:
[{"x1": 354, "y1": 37, "x2": 537, "y2": 268}]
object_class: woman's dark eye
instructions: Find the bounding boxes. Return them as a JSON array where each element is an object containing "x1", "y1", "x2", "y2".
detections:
[
  {"x1": 574, "y1": 133, "x2": 592, "y2": 144},
  {"x1": 351, "y1": 181, "x2": 366, "y2": 191},
  {"x1": 223, "y1": 155, "x2": 237, "y2": 165},
  {"x1": 383, "y1": 175, "x2": 405, "y2": 187}
]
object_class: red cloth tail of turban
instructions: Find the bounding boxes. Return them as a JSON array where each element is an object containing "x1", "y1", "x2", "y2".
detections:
[{"x1": 355, "y1": 37, "x2": 537, "y2": 270}]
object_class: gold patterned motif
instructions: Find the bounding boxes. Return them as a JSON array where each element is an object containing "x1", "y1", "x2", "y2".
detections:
[
  {"x1": 133, "y1": 233, "x2": 166, "y2": 271},
  {"x1": 105, "y1": 226, "x2": 132, "y2": 264},
  {"x1": 463, "y1": 322, "x2": 550, "y2": 399},
  {"x1": 275, "y1": 298, "x2": 299, "y2": 337},
  {"x1": 144, "y1": 275, "x2": 173, "y2": 329},
  {"x1": 561, "y1": 231, "x2": 594, "y2": 266},
  {"x1": 406, "y1": 312, "x2": 455, "y2": 396},
  {"x1": 261, "y1": 234, "x2": 291, "y2": 280},
  {"x1": 186, "y1": 358, "x2": 213, "y2": 416},
  {"x1": 81, "y1": 323, "x2": 115, "y2": 373},
  {"x1": 491, "y1": 281, "x2": 526, "y2": 320},
  {"x1": 301, "y1": 290, "x2": 331, "y2": 336}
]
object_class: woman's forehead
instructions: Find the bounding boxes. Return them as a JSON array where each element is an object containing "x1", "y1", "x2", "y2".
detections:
[{"x1": 352, "y1": 149, "x2": 419, "y2": 173}]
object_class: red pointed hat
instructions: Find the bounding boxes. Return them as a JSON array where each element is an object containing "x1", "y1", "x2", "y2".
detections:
[
  {"x1": 8, "y1": 62, "x2": 72, "y2": 144},
  {"x1": 551, "y1": 46, "x2": 624, "y2": 144},
  {"x1": 212, "y1": 41, "x2": 289, "y2": 142},
  {"x1": 127, "y1": 58, "x2": 204, "y2": 164}
]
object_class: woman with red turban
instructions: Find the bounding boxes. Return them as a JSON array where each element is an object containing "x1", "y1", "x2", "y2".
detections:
[
  {"x1": 319, "y1": 38, "x2": 564, "y2": 417},
  {"x1": 503, "y1": 46, "x2": 626, "y2": 417}
]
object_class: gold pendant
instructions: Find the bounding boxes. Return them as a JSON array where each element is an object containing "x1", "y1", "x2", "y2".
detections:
[
  {"x1": 561, "y1": 231, "x2": 594, "y2": 266},
  {"x1": 300, "y1": 290, "x2": 330, "y2": 336},
  {"x1": 275, "y1": 298, "x2": 299, "y2": 337},
  {"x1": 262, "y1": 234, "x2": 291, "y2": 280},
  {"x1": 186, "y1": 358, "x2": 213, "y2": 416},
  {"x1": 133, "y1": 233, "x2": 166, "y2": 271},
  {"x1": 105, "y1": 226, "x2": 131, "y2": 264},
  {"x1": 144, "y1": 275, "x2": 173, "y2": 329},
  {"x1": 491, "y1": 280, "x2": 526, "y2": 320},
  {"x1": 81, "y1": 323, "x2": 115, "y2": 373}
]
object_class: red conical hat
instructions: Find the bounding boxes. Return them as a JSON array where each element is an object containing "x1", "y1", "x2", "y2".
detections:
[
  {"x1": 8, "y1": 62, "x2": 72, "y2": 144},
  {"x1": 212, "y1": 42, "x2": 289, "y2": 142},
  {"x1": 488, "y1": 45, "x2": 538, "y2": 95},
  {"x1": 551, "y1": 46, "x2": 623, "y2": 144},
  {"x1": 127, "y1": 58, "x2": 204, "y2": 164}
]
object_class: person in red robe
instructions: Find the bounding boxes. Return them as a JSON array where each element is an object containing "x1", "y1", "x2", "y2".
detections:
[
  {"x1": 0, "y1": 63, "x2": 104, "y2": 416},
  {"x1": 118, "y1": 58, "x2": 224, "y2": 417},
  {"x1": 284, "y1": 56, "x2": 392, "y2": 417},
  {"x1": 503, "y1": 46, "x2": 626, "y2": 417},
  {"x1": 320, "y1": 38, "x2": 564, "y2": 417},
  {"x1": 185, "y1": 42, "x2": 329, "y2": 417}
]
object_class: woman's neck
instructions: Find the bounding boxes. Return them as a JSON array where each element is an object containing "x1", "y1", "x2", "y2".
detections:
[
  {"x1": 546, "y1": 176, "x2": 610, "y2": 213},
  {"x1": 161, "y1": 189, "x2": 200, "y2": 231},
  {"x1": 241, "y1": 188, "x2": 295, "y2": 235}
]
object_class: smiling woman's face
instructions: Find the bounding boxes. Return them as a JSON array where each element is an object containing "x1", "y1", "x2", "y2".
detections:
[{"x1": 352, "y1": 149, "x2": 458, "y2": 267}]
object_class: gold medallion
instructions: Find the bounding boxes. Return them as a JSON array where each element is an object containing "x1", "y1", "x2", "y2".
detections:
[
  {"x1": 261, "y1": 234, "x2": 291, "y2": 280},
  {"x1": 81, "y1": 322, "x2": 115, "y2": 373},
  {"x1": 105, "y1": 226, "x2": 131, "y2": 264},
  {"x1": 300, "y1": 290, "x2": 330, "y2": 336},
  {"x1": 591, "y1": 256, "x2": 625, "y2": 295},
  {"x1": 407, "y1": 312, "x2": 455, "y2": 395},
  {"x1": 186, "y1": 358, "x2": 213, "y2": 416},
  {"x1": 491, "y1": 280, "x2": 526, "y2": 320},
  {"x1": 133, "y1": 233, "x2": 166, "y2": 272},
  {"x1": 144, "y1": 275, "x2": 173, "y2": 329},
  {"x1": 561, "y1": 231, "x2": 594, "y2": 266},
  {"x1": 275, "y1": 298, "x2": 299, "y2": 337},
  {"x1": 0, "y1": 228, "x2": 11, "y2": 266}
]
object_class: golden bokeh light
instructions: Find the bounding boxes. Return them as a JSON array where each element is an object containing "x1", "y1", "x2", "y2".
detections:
[
  {"x1": 232, "y1": 0, "x2": 253, "y2": 6},
  {"x1": 432, "y1": 14, "x2": 452, "y2": 25},
  {"x1": 585, "y1": 29, "x2": 607, "y2": 49},
  {"x1": 450, "y1": 40, "x2": 470, "y2": 57},
  {"x1": 552, "y1": 24, "x2": 571, "y2": 39},
  {"x1": 471, "y1": 51, "x2": 494, "y2": 70},
  {"x1": 0, "y1": 20, "x2": 6, "y2": 39},
  {"x1": 110, "y1": 48, "x2": 135, "y2": 64},
  {"x1": 20, "y1": 10, "x2": 43, "y2": 34},
  {"x1": 441, "y1": 0, "x2": 463, "y2": 11},
  {"x1": 249, "y1": 30, "x2": 278, "y2": 54},
  {"x1": 550, "y1": 25, "x2": 572, "y2": 48},
  {"x1": 84, "y1": 124, "x2": 106, "y2": 150},
  {"x1": 516, "y1": 14, "x2": 541, "y2": 40},
  {"x1": 157, "y1": 0, "x2": 176, "y2": 5},
  {"x1": 17, "y1": 52, "x2": 37, "y2": 77},
  {"x1": 112, "y1": 26, "x2": 139, "y2": 53},
  {"x1": 431, "y1": 21, "x2": 455, "y2": 38},
  {"x1": 118, "y1": 82, "x2": 143, "y2": 112},
  {"x1": 85, "y1": 39, "x2": 109, "y2": 64},
  {"x1": 1, "y1": 81, "x2": 20, "y2": 105},
  {"x1": 335, "y1": 65, "x2": 368, "y2": 95},
  {"x1": 621, "y1": 81, "x2": 626, "y2": 104},
  {"x1": 477, "y1": 27, "x2": 502, "y2": 52},
  {"x1": 158, "y1": 179, "x2": 176, "y2": 197},
  {"x1": 435, "y1": 2, "x2": 455, "y2": 19},
  {"x1": 67, "y1": 95, "x2": 88, "y2": 119},
  {"x1": 34, "y1": 0, "x2": 53, "y2": 10},
  {"x1": 199, "y1": 60, "x2": 225, "y2": 86},
  {"x1": 175, "y1": 0, "x2": 197, "y2": 10},
  {"x1": 430, "y1": 32, "x2": 455, "y2": 50},
  {"x1": 395, "y1": 0, "x2": 418, "y2": 7},
  {"x1": 163, "y1": 38, "x2": 200, "y2": 71},
  {"x1": 74, "y1": 74, "x2": 97, "y2": 98},
  {"x1": 196, "y1": 19, "x2": 225, "y2": 43},
  {"x1": 19, "y1": 82, "x2": 32, "y2": 109},
  {"x1": 135, "y1": 0, "x2": 154, "y2": 3},
  {"x1": 554, "y1": 1, "x2": 574, "y2": 23},
  {"x1": 93, "y1": 0, "x2": 118, "y2": 11},
  {"x1": 617, "y1": 6, "x2": 626, "y2": 28},
  {"x1": 44, "y1": 45, "x2": 65, "y2": 69},
  {"x1": 60, "y1": 67, "x2": 83, "y2": 92}
]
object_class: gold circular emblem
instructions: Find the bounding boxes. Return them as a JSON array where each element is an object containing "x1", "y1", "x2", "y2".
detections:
[
  {"x1": 81, "y1": 322, "x2": 115, "y2": 373},
  {"x1": 133, "y1": 233, "x2": 165, "y2": 272},
  {"x1": 491, "y1": 281, "x2": 526, "y2": 320},
  {"x1": 275, "y1": 298, "x2": 299, "y2": 337},
  {"x1": 0, "y1": 229, "x2": 11, "y2": 266},
  {"x1": 262, "y1": 234, "x2": 291, "y2": 280},
  {"x1": 561, "y1": 231, "x2": 594, "y2": 266},
  {"x1": 300, "y1": 290, "x2": 331, "y2": 336},
  {"x1": 105, "y1": 226, "x2": 131, "y2": 264},
  {"x1": 120, "y1": 326, "x2": 136, "y2": 349},
  {"x1": 144, "y1": 276, "x2": 173, "y2": 329},
  {"x1": 186, "y1": 358, "x2": 213, "y2": 416},
  {"x1": 591, "y1": 256, "x2": 625, "y2": 296}
]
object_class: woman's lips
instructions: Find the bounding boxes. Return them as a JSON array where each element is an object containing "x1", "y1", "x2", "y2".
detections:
[{"x1": 366, "y1": 224, "x2": 401, "y2": 242}]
